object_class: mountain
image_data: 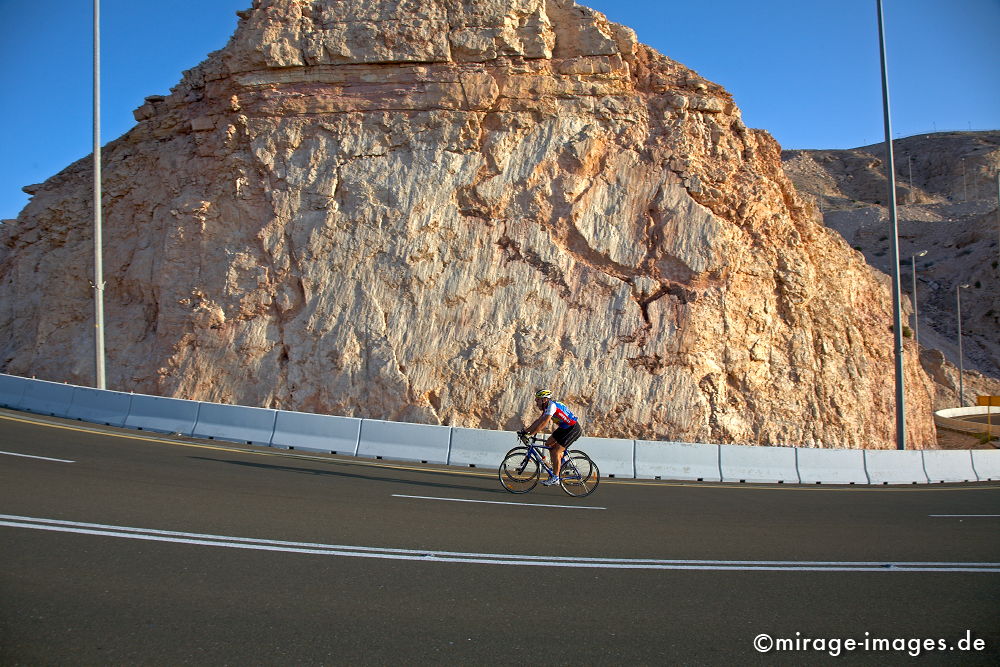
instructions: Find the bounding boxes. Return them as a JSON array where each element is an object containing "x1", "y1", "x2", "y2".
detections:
[
  {"x1": 0, "y1": 0, "x2": 936, "y2": 448},
  {"x1": 782, "y1": 131, "x2": 1000, "y2": 411}
]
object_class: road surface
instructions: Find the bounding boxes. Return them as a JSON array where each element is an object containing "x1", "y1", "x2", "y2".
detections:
[{"x1": 2, "y1": 410, "x2": 998, "y2": 664}]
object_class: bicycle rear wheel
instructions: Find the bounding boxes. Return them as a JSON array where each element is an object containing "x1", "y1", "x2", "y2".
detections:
[
  {"x1": 499, "y1": 451, "x2": 540, "y2": 493},
  {"x1": 559, "y1": 453, "x2": 599, "y2": 497}
]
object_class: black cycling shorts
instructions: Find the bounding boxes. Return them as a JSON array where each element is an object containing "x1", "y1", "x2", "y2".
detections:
[{"x1": 552, "y1": 422, "x2": 582, "y2": 447}]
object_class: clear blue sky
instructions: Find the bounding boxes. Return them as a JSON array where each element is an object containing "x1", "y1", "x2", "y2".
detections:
[{"x1": 1, "y1": 0, "x2": 997, "y2": 221}]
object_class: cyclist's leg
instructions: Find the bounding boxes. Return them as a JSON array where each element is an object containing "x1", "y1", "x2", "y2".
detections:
[
  {"x1": 553, "y1": 423, "x2": 581, "y2": 476},
  {"x1": 546, "y1": 434, "x2": 564, "y2": 479}
]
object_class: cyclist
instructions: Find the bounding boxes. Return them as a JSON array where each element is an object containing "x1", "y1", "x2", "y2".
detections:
[{"x1": 519, "y1": 389, "x2": 583, "y2": 486}]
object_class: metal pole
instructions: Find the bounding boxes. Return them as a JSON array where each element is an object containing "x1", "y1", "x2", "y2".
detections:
[
  {"x1": 908, "y1": 155, "x2": 913, "y2": 205},
  {"x1": 957, "y1": 285, "x2": 965, "y2": 407},
  {"x1": 911, "y1": 250, "x2": 926, "y2": 346},
  {"x1": 911, "y1": 258, "x2": 918, "y2": 345},
  {"x1": 962, "y1": 158, "x2": 967, "y2": 202},
  {"x1": 93, "y1": 0, "x2": 106, "y2": 390},
  {"x1": 877, "y1": 0, "x2": 906, "y2": 450}
]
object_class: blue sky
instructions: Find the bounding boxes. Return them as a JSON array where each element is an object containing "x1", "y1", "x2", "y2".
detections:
[{"x1": 1, "y1": 0, "x2": 997, "y2": 220}]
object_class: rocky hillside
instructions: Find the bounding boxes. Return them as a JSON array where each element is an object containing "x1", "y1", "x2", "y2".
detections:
[
  {"x1": 0, "y1": 0, "x2": 936, "y2": 448},
  {"x1": 782, "y1": 131, "x2": 1000, "y2": 410}
]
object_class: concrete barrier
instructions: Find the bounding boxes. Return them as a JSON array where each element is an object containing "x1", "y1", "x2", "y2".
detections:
[
  {"x1": 922, "y1": 450, "x2": 978, "y2": 483},
  {"x1": 719, "y1": 444, "x2": 799, "y2": 483},
  {"x1": 795, "y1": 448, "x2": 869, "y2": 484},
  {"x1": 192, "y1": 403, "x2": 277, "y2": 446},
  {"x1": 935, "y1": 406, "x2": 1000, "y2": 437},
  {"x1": 270, "y1": 410, "x2": 361, "y2": 455},
  {"x1": 65, "y1": 386, "x2": 133, "y2": 427},
  {"x1": 574, "y1": 436, "x2": 634, "y2": 478},
  {"x1": 864, "y1": 450, "x2": 928, "y2": 484},
  {"x1": 448, "y1": 427, "x2": 516, "y2": 468},
  {"x1": 124, "y1": 394, "x2": 201, "y2": 435},
  {"x1": 357, "y1": 419, "x2": 452, "y2": 464},
  {"x1": 4, "y1": 374, "x2": 995, "y2": 486},
  {"x1": 0, "y1": 373, "x2": 30, "y2": 409},
  {"x1": 970, "y1": 450, "x2": 1000, "y2": 481},
  {"x1": 634, "y1": 441, "x2": 721, "y2": 481},
  {"x1": 19, "y1": 378, "x2": 76, "y2": 418}
]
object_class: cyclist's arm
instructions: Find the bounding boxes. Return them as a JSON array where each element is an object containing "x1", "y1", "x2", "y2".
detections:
[{"x1": 526, "y1": 414, "x2": 552, "y2": 436}]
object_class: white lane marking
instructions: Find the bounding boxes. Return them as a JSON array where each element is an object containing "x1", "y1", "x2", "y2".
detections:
[
  {"x1": 929, "y1": 514, "x2": 1000, "y2": 517},
  {"x1": 392, "y1": 494, "x2": 606, "y2": 510},
  {"x1": 2, "y1": 514, "x2": 998, "y2": 572},
  {"x1": 0, "y1": 450, "x2": 74, "y2": 463}
]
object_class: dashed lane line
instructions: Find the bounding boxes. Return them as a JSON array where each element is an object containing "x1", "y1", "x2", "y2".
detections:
[
  {"x1": 0, "y1": 450, "x2": 74, "y2": 463},
  {"x1": 392, "y1": 494, "x2": 606, "y2": 510}
]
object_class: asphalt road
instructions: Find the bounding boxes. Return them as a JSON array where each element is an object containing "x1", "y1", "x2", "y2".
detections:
[
  {"x1": 2, "y1": 409, "x2": 999, "y2": 665},
  {"x1": 960, "y1": 414, "x2": 999, "y2": 425}
]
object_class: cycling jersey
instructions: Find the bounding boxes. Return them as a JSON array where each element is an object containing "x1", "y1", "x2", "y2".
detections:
[{"x1": 543, "y1": 400, "x2": 578, "y2": 429}]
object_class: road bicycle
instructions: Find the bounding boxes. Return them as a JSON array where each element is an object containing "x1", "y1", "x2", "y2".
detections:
[{"x1": 498, "y1": 433, "x2": 599, "y2": 497}]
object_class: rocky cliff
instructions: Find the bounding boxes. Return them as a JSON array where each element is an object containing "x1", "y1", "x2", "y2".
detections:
[{"x1": 0, "y1": 0, "x2": 937, "y2": 448}]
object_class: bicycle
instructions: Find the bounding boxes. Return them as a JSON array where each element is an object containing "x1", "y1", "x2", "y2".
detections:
[{"x1": 498, "y1": 433, "x2": 600, "y2": 497}]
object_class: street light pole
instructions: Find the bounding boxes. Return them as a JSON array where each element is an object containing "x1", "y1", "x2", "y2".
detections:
[
  {"x1": 908, "y1": 155, "x2": 913, "y2": 205},
  {"x1": 956, "y1": 284, "x2": 970, "y2": 407},
  {"x1": 911, "y1": 250, "x2": 927, "y2": 346},
  {"x1": 876, "y1": 0, "x2": 906, "y2": 450},
  {"x1": 93, "y1": 0, "x2": 106, "y2": 390},
  {"x1": 962, "y1": 158, "x2": 967, "y2": 202}
]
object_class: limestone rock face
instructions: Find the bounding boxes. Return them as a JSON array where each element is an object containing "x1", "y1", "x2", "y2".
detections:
[{"x1": 0, "y1": 0, "x2": 936, "y2": 448}]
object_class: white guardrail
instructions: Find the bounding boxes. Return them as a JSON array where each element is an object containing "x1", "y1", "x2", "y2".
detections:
[{"x1": 2, "y1": 373, "x2": 998, "y2": 485}]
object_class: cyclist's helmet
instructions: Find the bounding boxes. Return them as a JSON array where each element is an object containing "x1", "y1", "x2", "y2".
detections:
[{"x1": 535, "y1": 389, "x2": 552, "y2": 399}]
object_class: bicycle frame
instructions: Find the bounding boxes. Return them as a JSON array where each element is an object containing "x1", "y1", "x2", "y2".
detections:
[{"x1": 517, "y1": 434, "x2": 568, "y2": 476}]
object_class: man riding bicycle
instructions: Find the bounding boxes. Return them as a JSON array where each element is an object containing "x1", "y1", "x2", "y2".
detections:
[{"x1": 519, "y1": 390, "x2": 583, "y2": 486}]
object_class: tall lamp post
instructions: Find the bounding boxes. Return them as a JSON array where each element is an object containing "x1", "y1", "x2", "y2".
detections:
[
  {"x1": 910, "y1": 250, "x2": 927, "y2": 346},
  {"x1": 876, "y1": 0, "x2": 906, "y2": 450},
  {"x1": 93, "y1": 0, "x2": 106, "y2": 390},
  {"x1": 956, "y1": 284, "x2": 970, "y2": 407}
]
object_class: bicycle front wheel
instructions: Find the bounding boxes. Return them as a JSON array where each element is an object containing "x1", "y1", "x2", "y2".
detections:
[
  {"x1": 559, "y1": 453, "x2": 599, "y2": 497},
  {"x1": 499, "y1": 451, "x2": 540, "y2": 493}
]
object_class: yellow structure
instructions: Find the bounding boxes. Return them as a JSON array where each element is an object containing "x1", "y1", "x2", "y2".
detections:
[{"x1": 977, "y1": 396, "x2": 998, "y2": 433}]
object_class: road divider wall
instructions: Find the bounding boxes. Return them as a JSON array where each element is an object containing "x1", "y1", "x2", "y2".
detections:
[
  {"x1": 357, "y1": 418, "x2": 451, "y2": 464},
  {"x1": 449, "y1": 427, "x2": 517, "y2": 468},
  {"x1": 124, "y1": 394, "x2": 201, "y2": 435},
  {"x1": 575, "y1": 436, "x2": 634, "y2": 478},
  {"x1": 795, "y1": 448, "x2": 869, "y2": 485},
  {"x1": 864, "y1": 450, "x2": 929, "y2": 484},
  {"x1": 634, "y1": 440, "x2": 721, "y2": 481},
  {"x1": 971, "y1": 450, "x2": 1000, "y2": 481},
  {"x1": 19, "y1": 378, "x2": 76, "y2": 418},
  {"x1": 0, "y1": 373, "x2": 29, "y2": 409},
  {"x1": 271, "y1": 411, "x2": 361, "y2": 455},
  {"x1": 192, "y1": 403, "x2": 278, "y2": 446},
  {"x1": 719, "y1": 443, "x2": 800, "y2": 484},
  {"x1": 922, "y1": 450, "x2": 978, "y2": 483},
  {"x1": 2, "y1": 373, "x2": 996, "y2": 484},
  {"x1": 65, "y1": 386, "x2": 133, "y2": 427}
]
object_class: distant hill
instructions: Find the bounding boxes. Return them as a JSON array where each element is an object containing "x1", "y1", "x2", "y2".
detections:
[{"x1": 783, "y1": 131, "x2": 1000, "y2": 410}]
